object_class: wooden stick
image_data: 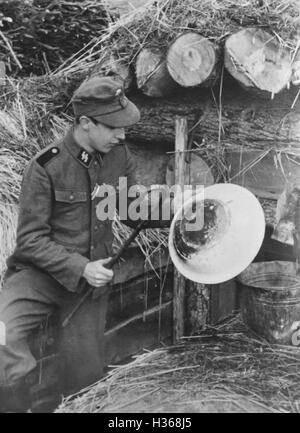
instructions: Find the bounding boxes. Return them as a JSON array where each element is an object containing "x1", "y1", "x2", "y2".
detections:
[
  {"x1": 0, "y1": 30, "x2": 22, "y2": 70},
  {"x1": 173, "y1": 116, "x2": 188, "y2": 342},
  {"x1": 104, "y1": 301, "x2": 172, "y2": 337}
]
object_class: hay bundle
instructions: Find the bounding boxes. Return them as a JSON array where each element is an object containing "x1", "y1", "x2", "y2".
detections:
[
  {"x1": 0, "y1": 95, "x2": 67, "y2": 283},
  {"x1": 56, "y1": 315, "x2": 300, "y2": 413},
  {"x1": 54, "y1": 0, "x2": 300, "y2": 78},
  {"x1": 113, "y1": 214, "x2": 169, "y2": 272},
  {"x1": 0, "y1": 203, "x2": 18, "y2": 286}
]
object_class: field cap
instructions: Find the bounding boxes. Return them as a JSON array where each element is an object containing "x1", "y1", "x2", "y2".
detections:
[{"x1": 72, "y1": 76, "x2": 140, "y2": 127}]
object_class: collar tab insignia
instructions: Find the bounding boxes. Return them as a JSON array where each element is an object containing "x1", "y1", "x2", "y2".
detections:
[{"x1": 77, "y1": 149, "x2": 92, "y2": 167}]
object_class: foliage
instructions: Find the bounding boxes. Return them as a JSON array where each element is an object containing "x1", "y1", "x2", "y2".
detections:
[{"x1": 0, "y1": 0, "x2": 114, "y2": 75}]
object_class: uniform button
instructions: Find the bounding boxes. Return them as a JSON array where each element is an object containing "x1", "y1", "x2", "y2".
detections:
[
  {"x1": 94, "y1": 161, "x2": 98, "y2": 166},
  {"x1": 69, "y1": 194, "x2": 74, "y2": 201},
  {"x1": 94, "y1": 225, "x2": 98, "y2": 231},
  {"x1": 47, "y1": 337, "x2": 55, "y2": 346},
  {"x1": 91, "y1": 245, "x2": 95, "y2": 250}
]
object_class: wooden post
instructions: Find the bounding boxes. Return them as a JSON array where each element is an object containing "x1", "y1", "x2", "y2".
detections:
[{"x1": 173, "y1": 116, "x2": 188, "y2": 342}]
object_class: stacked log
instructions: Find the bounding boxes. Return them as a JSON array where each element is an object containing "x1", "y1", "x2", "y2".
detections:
[
  {"x1": 127, "y1": 86, "x2": 300, "y2": 149},
  {"x1": 166, "y1": 33, "x2": 220, "y2": 88},
  {"x1": 134, "y1": 33, "x2": 220, "y2": 97},
  {"x1": 133, "y1": 28, "x2": 295, "y2": 99},
  {"x1": 135, "y1": 47, "x2": 178, "y2": 97},
  {"x1": 224, "y1": 28, "x2": 293, "y2": 98}
]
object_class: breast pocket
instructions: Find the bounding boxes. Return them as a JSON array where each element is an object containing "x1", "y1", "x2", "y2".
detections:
[{"x1": 53, "y1": 190, "x2": 89, "y2": 232}]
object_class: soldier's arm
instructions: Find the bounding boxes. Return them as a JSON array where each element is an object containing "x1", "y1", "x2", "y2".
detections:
[{"x1": 14, "y1": 160, "x2": 89, "y2": 293}]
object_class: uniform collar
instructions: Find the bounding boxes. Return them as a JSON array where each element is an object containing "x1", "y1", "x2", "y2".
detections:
[{"x1": 64, "y1": 127, "x2": 103, "y2": 168}]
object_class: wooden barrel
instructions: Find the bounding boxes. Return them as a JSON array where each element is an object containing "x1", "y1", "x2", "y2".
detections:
[{"x1": 238, "y1": 261, "x2": 300, "y2": 346}]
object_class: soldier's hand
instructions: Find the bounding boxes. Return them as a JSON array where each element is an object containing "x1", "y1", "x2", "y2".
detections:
[{"x1": 83, "y1": 258, "x2": 114, "y2": 287}]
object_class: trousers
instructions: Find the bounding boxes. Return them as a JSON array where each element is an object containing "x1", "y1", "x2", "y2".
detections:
[{"x1": 0, "y1": 266, "x2": 108, "y2": 389}]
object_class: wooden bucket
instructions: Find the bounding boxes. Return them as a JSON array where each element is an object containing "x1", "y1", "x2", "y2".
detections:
[{"x1": 238, "y1": 261, "x2": 300, "y2": 346}]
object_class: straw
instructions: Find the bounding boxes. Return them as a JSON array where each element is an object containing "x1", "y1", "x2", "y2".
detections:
[{"x1": 56, "y1": 314, "x2": 300, "y2": 413}]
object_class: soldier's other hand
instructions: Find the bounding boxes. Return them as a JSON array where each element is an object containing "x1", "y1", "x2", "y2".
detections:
[{"x1": 83, "y1": 257, "x2": 114, "y2": 287}]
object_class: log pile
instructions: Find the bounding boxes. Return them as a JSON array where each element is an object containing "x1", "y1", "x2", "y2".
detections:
[
  {"x1": 50, "y1": 0, "x2": 300, "y2": 96},
  {"x1": 1, "y1": 0, "x2": 298, "y2": 148},
  {"x1": 0, "y1": 1, "x2": 298, "y2": 146},
  {"x1": 135, "y1": 32, "x2": 221, "y2": 97}
]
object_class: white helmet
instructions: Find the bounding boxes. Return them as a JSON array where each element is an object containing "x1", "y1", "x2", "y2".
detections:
[{"x1": 168, "y1": 183, "x2": 265, "y2": 284}]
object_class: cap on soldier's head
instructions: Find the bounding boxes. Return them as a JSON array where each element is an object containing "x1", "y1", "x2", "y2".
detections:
[{"x1": 71, "y1": 76, "x2": 140, "y2": 128}]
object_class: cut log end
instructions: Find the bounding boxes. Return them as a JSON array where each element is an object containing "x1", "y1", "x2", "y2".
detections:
[
  {"x1": 224, "y1": 28, "x2": 292, "y2": 97},
  {"x1": 167, "y1": 32, "x2": 217, "y2": 87},
  {"x1": 135, "y1": 47, "x2": 177, "y2": 97}
]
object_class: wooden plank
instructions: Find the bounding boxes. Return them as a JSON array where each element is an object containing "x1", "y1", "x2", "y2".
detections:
[
  {"x1": 105, "y1": 301, "x2": 172, "y2": 338},
  {"x1": 104, "y1": 305, "x2": 173, "y2": 365},
  {"x1": 173, "y1": 117, "x2": 188, "y2": 341},
  {"x1": 186, "y1": 282, "x2": 210, "y2": 335}
]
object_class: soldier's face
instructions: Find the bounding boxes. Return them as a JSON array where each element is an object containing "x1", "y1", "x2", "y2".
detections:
[{"x1": 88, "y1": 121, "x2": 125, "y2": 153}]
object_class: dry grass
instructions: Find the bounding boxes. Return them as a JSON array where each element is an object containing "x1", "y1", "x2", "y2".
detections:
[
  {"x1": 53, "y1": 0, "x2": 300, "y2": 77},
  {"x1": 112, "y1": 213, "x2": 169, "y2": 273},
  {"x1": 0, "y1": 203, "x2": 18, "y2": 286},
  {"x1": 56, "y1": 315, "x2": 300, "y2": 413}
]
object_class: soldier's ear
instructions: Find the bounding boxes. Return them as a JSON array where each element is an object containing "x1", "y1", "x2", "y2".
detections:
[{"x1": 78, "y1": 116, "x2": 91, "y2": 131}]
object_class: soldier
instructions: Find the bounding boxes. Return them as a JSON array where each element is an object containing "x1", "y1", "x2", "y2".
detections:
[{"x1": 0, "y1": 76, "x2": 144, "y2": 412}]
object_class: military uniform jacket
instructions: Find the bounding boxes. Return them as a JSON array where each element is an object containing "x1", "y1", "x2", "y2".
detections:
[{"x1": 7, "y1": 128, "x2": 137, "y2": 293}]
